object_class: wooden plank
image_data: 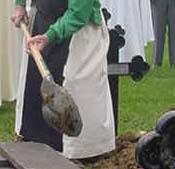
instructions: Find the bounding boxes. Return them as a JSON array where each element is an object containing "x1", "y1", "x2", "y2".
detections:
[{"x1": 0, "y1": 142, "x2": 80, "y2": 169}]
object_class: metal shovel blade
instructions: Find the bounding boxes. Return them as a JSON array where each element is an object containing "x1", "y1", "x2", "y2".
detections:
[{"x1": 41, "y1": 77, "x2": 83, "y2": 137}]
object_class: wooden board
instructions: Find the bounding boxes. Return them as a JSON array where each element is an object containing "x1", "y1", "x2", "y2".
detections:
[{"x1": 0, "y1": 142, "x2": 80, "y2": 169}]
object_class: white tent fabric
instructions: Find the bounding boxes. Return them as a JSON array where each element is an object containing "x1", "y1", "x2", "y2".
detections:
[
  {"x1": 101, "y1": 0, "x2": 154, "y2": 62},
  {"x1": 0, "y1": 0, "x2": 23, "y2": 106}
]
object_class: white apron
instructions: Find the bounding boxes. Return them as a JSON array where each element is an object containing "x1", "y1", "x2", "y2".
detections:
[
  {"x1": 63, "y1": 19, "x2": 115, "y2": 159},
  {"x1": 101, "y1": 0, "x2": 154, "y2": 62}
]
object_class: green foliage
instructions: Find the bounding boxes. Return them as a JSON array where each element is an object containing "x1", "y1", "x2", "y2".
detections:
[
  {"x1": 119, "y1": 39, "x2": 175, "y2": 134},
  {"x1": 0, "y1": 102, "x2": 15, "y2": 141}
]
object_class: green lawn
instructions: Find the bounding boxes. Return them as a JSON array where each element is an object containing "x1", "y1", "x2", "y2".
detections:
[
  {"x1": 0, "y1": 102, "x2": 15, "y2": 141},
  {"x1": 0, "y1": 39, "x2": 175, "y2": 142},
  {"x1": 119, "y1": 40, "x2": 175, "y2": 134}
]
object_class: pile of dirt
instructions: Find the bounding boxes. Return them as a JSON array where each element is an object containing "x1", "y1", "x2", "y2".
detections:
[{"x1": 85, "y1": 132, "x2": 146, "y2": 169}]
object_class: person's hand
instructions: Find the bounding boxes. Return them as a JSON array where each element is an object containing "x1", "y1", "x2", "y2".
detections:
[
  {"x1": 11, "y1": 5, "x2": 28, "y2": 27},
  {"x1": 26, "y1": 34, "x2": 49, "y2": 53}
]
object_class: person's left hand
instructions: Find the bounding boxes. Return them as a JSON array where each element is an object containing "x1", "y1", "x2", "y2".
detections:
[{"x1": 26, "y1": 34, "x2": 49, "y2": 53}]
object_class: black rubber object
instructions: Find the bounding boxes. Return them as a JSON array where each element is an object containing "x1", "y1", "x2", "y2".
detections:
[
  {"x1": 136, "y1": 131, "x2": 162, "y2": 169},
  {"x1": 156, "y1": 111, "x2": 175, "y2": 135}
]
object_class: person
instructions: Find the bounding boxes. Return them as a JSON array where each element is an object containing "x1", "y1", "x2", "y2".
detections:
[
  {"x1": 0, "y1": 0, "x2": 22, "y2": 106},
  {"x1": 101, "y1": 0, "x2": 154, "y2": 63},
  {"x1": 151, "y1": 0, "x2": 175, "y2": 67},
  {"x1": 12, "y1": 0, "x2": 115, "y2": 159}
]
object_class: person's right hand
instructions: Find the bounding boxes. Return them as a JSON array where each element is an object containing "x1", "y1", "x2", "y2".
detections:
[{"x1": 11, "y1": 5, "x2": 29, "y2": 28}]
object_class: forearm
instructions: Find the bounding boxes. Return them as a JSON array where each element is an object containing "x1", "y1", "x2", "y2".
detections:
[
  {"x1": 46, "y1": 0, "x2": 95, "y2": 42},
  {"x1": 15, "y1": 0, "x2": 26, "y2": 6}
]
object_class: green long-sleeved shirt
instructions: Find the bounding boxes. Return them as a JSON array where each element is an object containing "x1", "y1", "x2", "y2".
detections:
[{"x1": 15, "y1": 0, "x2": 102, "y2": 43}]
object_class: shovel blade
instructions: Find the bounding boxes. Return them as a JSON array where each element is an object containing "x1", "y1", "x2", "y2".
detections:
[{"x1": 41, "y1": 77, "x2": 83, "y2": 137}]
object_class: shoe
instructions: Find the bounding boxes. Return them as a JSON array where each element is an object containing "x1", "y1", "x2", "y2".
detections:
[
  {"x1": 70, "y1": 160, "x2": 84, "y2": 169},
  {"x1": 79, "y1": 153, "x2": 110, "y2": 165},
  {"x1": 14, "y1": 134, "x2": 24, "y2": 142}
]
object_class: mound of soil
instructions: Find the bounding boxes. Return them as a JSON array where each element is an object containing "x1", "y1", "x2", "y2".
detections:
[{"x1": 84, "y1": 132, "x2": 146, "y2": 169}]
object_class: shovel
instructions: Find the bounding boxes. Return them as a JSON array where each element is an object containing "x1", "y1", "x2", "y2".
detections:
[{"x1": 20, "y1": 22, "x2": 83, "y2": 137}]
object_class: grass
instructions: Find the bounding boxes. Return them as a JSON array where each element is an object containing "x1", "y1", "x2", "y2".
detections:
[
  {"x1": 0, "y1": 36, "x2": 175, "y2": 152},
  {"x1": 0, "y1": 102, "x2": 15, "y2": 141},
  {"x1": 119, "y1": 38, "x2": 175, "y2": 134}
]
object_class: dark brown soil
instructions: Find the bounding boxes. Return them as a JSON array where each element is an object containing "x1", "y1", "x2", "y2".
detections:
[{"x1": 84, "y1": 132, "x2": 146, "y2": 169}]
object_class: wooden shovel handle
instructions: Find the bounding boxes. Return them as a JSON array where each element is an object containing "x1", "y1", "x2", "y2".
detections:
[{"x1": 20, "y1": 22, "x2": 51, "y2": 79}]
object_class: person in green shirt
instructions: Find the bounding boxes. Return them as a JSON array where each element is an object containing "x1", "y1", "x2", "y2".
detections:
[
  {"x1": 12, "y1": 0, "x2": 115, "y2": 160},
  {"x1": 13, "y1": 0, "x2": 102, "y2": 44}
]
